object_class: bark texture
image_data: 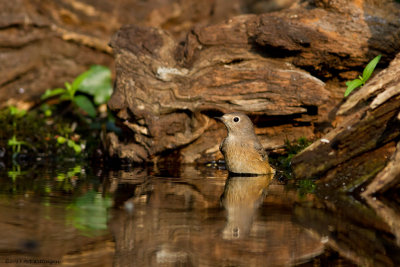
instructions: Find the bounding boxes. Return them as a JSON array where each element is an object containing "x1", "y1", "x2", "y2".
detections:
[
  {"x1": 107, "y1": 0, "x2": 400, "y2": 164},
  {"x1": 0, "y1": 0, "x2": 252, "y2": 109},
  {"x1": 362, "y1": 141, "x2": 400, "y2": 196},
  {"x1": 292, "y1": 52, "x2": 400, "y2": 192}
]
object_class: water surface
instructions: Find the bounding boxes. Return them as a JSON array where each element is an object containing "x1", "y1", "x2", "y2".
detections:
[{"x1": 0, "y1": 163, "x2": 399, "y2": 266}]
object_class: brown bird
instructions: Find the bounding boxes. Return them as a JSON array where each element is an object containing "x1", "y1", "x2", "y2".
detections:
[{"x1": 217, "y1": 112, "x2": 274, "y2": 175}]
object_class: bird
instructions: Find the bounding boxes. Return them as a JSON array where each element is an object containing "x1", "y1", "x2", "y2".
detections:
[{"x1": 216, "y1": 112, "x2": 275, "y2": 175}]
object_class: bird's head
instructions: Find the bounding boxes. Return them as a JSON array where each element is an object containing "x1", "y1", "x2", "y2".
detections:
[{"x1": 216, "y1": 112, "x2": 256, "y2": 137}]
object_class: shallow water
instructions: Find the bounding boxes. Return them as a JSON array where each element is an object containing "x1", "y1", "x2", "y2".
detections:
[{"x1": 0, "y1": 163, "x2": 399, "y2": 266}]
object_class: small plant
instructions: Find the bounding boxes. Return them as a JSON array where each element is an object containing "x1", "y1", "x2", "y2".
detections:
[
  {"x1": 7, "y1": 135, "x2": 34, "y2": 157},
  {"x1": 344, "y1": 54, "x2": 381, "y2": 97},
  {"x1": 56, "y1": 136, "x2": 83, "y2": 155},
  {"x1": 8, "y1": 106, "x2": 27, "y2": 118},
  {"x1": 8, "y1": 106, "x2": 27, "y2": 129},
  {"x1": 269, "y1": 137, "x2": 312, "y2": 180},
  {"x1": 56, "y1": 164, "x2": 82, "y2": 182},
  {"x1": 41, "y1": 65, "x2": 113, "y2": 117},
  {"x1": 0, "y1": 65, "x2": 116, "y2": 165},
  {"x1": 297, "y1": 179, "x2": 316, "y2": 197},
  {"x1": 7, "y1": 164, "x2": 26, "y2": 182}
]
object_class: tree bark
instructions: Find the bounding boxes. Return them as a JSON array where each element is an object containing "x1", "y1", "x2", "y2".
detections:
[
  {"x1": 292, "y1": 52, "x2": 400, "y2": 192},
  {"x1": 0, "y1": 0, "x2": 248, "y2": 109},
  {"x1": 107, "y1": 0, "x2": 400, "y2": 164},
  {"x1": 362, "y1": 141, "x2": 400, "y2": 196}
]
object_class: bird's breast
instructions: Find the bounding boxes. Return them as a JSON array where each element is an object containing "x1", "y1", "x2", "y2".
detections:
[{"x1": 221, "y1": 137, "x2": 272, "y2": 175}]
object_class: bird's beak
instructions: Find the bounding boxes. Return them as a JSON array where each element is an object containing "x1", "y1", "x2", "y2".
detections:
[{"x1": 214, "y1": 116, "x2": 223, "y2": 122}]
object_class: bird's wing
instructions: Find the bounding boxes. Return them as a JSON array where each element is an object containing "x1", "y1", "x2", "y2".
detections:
[
  {"x1": 254, "y1": 142, "x2": 267, "y2": 161},
  {"x1": 220, "y1": 138, "x2": 226, "y2": 154}
]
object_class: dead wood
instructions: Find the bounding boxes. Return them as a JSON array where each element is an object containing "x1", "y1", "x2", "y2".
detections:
[
  {"x1": 0, "y1": 0, "x2": 247, "y2": 109},
  {"x1": 107, "y1": 0, "x2": 400, "y2": 164},
  {"x1": 292, "y1": 52, "x2": 400, "y2": 192},
  {"x1": 362, "y1": 141, "x2": 400, "y2": 196}
]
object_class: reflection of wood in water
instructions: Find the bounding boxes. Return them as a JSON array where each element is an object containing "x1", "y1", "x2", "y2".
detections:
[
  {"x1": 294, "y1": 193, "x2": 400, "y2": 267},
  {"x1": 221, "y1": 174, "x2": 273, "y2": 239},
  {"x1": 361, "y1": 142, "x2": 400, "y2": 246},
  {"x1": 364, "y1": 195, "x2": 400, "y2": 246},
  {"x1": 110, "y1": 173, "x2": 327, "y2": 267}
]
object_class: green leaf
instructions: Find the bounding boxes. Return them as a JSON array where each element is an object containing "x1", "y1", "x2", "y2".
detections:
[
  {"x1": 44, "y1": 109, "x2": 52, "y2": 117},
  {"x1": 362, "y1": 54, "x2": 381, "y2": 83},
  {"x1": 7, "y1": 135, "x2": 28, "y2": 146},
  {"x1": 57, "y1": 136, "x2": 66, "y2": 144},
  {"x1": 7, "y1": 135, "x2": 18, "y2": 146},
  {"x1": 67, "y1": 139, "x2": 75, "y2": 148},
  {"x1": 9, "y1": 106, "x2": 27, "y2": 117},
  {"x1": 65, "y1": 82, "x2": 72, "y2": 92},
  {"x1": 78, "y1": 65, "x2": 113, "y2": 105},
  {"x1": 93, "y1": 84, "x2": 113, "y2": 105},
  {"x1": 57, "y1": 173, "x2": 66, "y2": 182},
  {"x1": 72, "y1": 143, "x2": 82, "y2": 154},
  {"x1": 73, "y1": 95, "x2": 97, "y2": 117},
  {"x1": 59, "y1": 94, "x2": 73, "y2": 101},
  {"x1": 41, "y1": 88, "x2": 67, "y2": 100},
  {"x1": 344, "y1": 79, "x2": 364, "y2": 97},
  {"x1": 40, "y1": 104, "x2": 52, "y2": 116},
  {"x1": 72, "y1": 69, "x2": 91, "y2": 91}
]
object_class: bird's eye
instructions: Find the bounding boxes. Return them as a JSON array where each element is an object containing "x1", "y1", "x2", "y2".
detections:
[{"x1": 233, "y1": 117, "x2": 240, "y2": 122}]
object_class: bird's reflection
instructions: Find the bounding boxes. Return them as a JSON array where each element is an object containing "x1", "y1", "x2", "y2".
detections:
[{"x1": 221, "y1": 174, "x2": 273, "y2": 239}]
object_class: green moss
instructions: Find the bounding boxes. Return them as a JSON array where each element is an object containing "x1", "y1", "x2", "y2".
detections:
[{"x1": 269, "y1": 137, "x2": 312, "y2": 180}]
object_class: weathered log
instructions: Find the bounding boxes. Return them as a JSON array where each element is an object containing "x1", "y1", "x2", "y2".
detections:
[
  {"x1": 0, "y1": 0, "x2": 246, "y2": 109},
  {"x1": 362, "y1": 141, "x2": 400, "y2": 196},
  {"x1": 107, "y1": 0, "x2": 400, "y2": 164},
  {"x1": 107, "y1": 21, "x2": 329, "y2": 163},
  {"x1": 251, "y1": 0, "x2": 400, "y2": 78},
  {"x1": 292, "y1": 52, "x2": 400, "y2": 189},
  {"x1": 0, "y1": 0, "x2": 116, "y2": 109}
]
